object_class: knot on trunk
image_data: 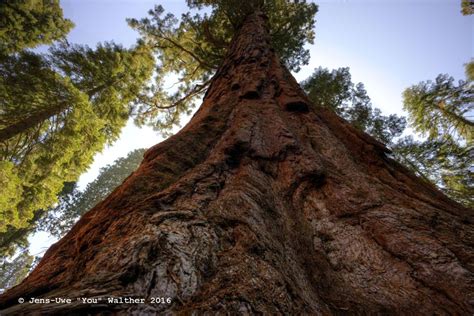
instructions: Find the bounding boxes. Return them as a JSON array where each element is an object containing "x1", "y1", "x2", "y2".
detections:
[
  {"x1": 285, "y1": 100, "x2": 309, "y2": 113},
  {"x1": 224, "y1": 141, "x2": 250, "y2": 169}
]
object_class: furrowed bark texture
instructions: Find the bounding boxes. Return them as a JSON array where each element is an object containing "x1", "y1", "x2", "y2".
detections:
[{"x1": 1, "y1": 13, "x2": 473, "y2": 315}]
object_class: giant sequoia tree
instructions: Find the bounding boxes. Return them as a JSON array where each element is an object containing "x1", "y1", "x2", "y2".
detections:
[{"x1": 1, "y1": 6, "x2": 473, "y2": 316}]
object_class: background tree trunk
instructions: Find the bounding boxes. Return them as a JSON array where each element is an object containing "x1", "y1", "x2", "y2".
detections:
[
  {"x1": 0, "y1": 103, "x2": 67, "y2": 142},
  {"x1": 1, "y1": 12, "x2": 473, "y2": 315}
]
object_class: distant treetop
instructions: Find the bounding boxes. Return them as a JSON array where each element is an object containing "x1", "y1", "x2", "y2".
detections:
[
  {"x1": 461, "y1": 0, "x2": 474, "y2": 15},
  {"x1": 0, "y1": 0, "x2": 74, "y2": 54}
]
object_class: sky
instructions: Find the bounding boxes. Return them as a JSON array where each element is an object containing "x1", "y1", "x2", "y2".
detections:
[{"x1": 28, "y1": 0, "x2": 473, "y2": 255}]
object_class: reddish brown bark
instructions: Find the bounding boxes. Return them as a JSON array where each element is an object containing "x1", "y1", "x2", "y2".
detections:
[{"x1": 1, "y1": 12, "x2": 473, "y2": 315}]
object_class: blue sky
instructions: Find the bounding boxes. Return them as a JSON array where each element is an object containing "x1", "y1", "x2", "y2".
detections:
[
  {"x1": 300, "y1": 0, "x2": 472, "y2": 116},
  {"x1": 29, "y1": 0, "x2": 473, "y2": 255},
  {"x1": 60, "y1": 0, "x2": 472, "y2": 112}
]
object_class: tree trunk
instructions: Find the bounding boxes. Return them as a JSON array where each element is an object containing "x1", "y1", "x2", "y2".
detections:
[
  {"x1": 0, "y1": 104, "x2": 66, "y2": 142},
  {"x1": 1, "y1": 12, "x2": 473, "y2": 315},
  {"x1": 0, "y1": 76, "x2": 117, "y2": 143}
]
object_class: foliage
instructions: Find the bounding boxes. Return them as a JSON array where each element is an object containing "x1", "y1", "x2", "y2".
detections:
[
  {"x1": 461, "y1": 2, "x2": 473, "y2": 88},
  {"x1": 186, "y1": 0, "x2": 318, "y2": 71},
  {"x1": 50, "y1": 42, "x2": 155, "y2": 142},
  {"x1": 0, "y1": 182, "x2": 75, "y2": 258},
  {"x1": 0, "y1": 0, "x2": 74, "y2": 54},
  {"x1": 0, "y1": 44, "x2": 154, "y2": 233},
  {"x1": 403, "y1": 74, "x2": 473, "y2": 143},
  {"x1": 401, "y1": 72, "x2": 473, "y2": 207},
  {"x1": 38, "y1": 148, "x2": 146, "y2": 238},
  {"x1": 302, "y1": 67, "x2": 352, "y2": 112},
  {"x1": 303, "y1": 67, "x2": 472, "y2": 208},
  {"x1": 0, "y1": 0, "x2": 154, "y2": 270},
  {"x1": 461, "y1": 0, "x2": 474, "y2": 15},
  {"x1": 0, "y1": 224, "x2": 31, "y2": 260},
  {"x1": 0, "y1": 250, "x2": 35, "y2": 291},
  {"x1": 0, "y1": 52, "x2": 101, "y2": 232},
  {"x1": 392, "y1": 137, "x2": 473, "y2": 208},
  {"x1": 302, "y1": 67, "x2": 406, "y2": 144},
  {"x1": 465, "y1": 61, "x2": 474, "y2": 81},
  {"x1": 346, "y1": 84, "x2": 406, "y2": 145},
  {"x1": 395, "y1": 4, "x2": 474, "y2": 208},
  {"x1": 127, "y1": 0, "x2": 317, "y2": 133},
  {"x1": 0, "y1": 161, "x2": 22, "y2": 230}
]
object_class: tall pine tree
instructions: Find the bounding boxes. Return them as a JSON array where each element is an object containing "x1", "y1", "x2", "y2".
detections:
[
  {"x1": 0, "y1": 0, "x2": 73, "y2": 54},
  {"x1": 0, "y1": 43, "x2": 154, "y2": 233}
]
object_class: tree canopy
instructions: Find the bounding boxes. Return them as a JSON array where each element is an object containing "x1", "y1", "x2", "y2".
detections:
[
  {"x1": 403, "y1": 74, "x2": 473, "y2": 143},
  {"x1": 461, "y1": 0, "x2": 474, "y2": 15},
  {"x1": 0, "y1": 0, "x2": 74, "y2": 54},
  {"x1": 302, "y1": 67, "x2": 473, "y2": 208},
  {"x1": 0, "y1": 150, "x2": 145, "y2": 291},
  {"x1": 0, "y1": 43, "x2": 154, "y2": 232},
  {"x1": 0, "y1": 182, "x2": 75, "y2": 260},
  {"x1": 0, "y1": 250, "x2": 35, "y2": 291},
  {"x1": 392, "y1": 136, "x2": 473, "y2": 208},
  {"x1": 394, "y1": 0, "x2": 473, "y2": 207},
  {"x1": 400, "y1": 71, "x2": 473, "y2": 207},
  {"x1": 302, "y1": 67, "x2": 406, "y2": 144},
  {"x1": 127, "y1": 0, "x2": 318, "y2": 133},
  {"x1": 38, "y1": 148, "x2": 146, "y2": 238},
  {"x1": 466, "y1": 61, "x2": 474, "y2": 81}
]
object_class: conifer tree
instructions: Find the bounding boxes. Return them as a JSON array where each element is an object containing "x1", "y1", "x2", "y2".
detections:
[
  {"x1": 128, "y1": 0, "x2": 317, "y2": 132},
  {"x1": 302, "y1": 67, "x2": 406, "y2": 144},
  {"x1": 39, "y1": 149, "x2": 147, "y2": 239},
  {"x1": 0, "y1": 151, "x2": 145, "y2": 291},
  {"x1": 0, "y1": 250, "x2": 34, "y2": 291},
  {"x1": 403, "y1": 74, "x2": 473, "y2": 143},
  {"x1": 0, "y1": 0, "x2": 73, "y2": 54},
  {"x1": 0, "y1": 183, "x2": 75, "y2": 258},
  {"x1": 392, "y1": 136, "x2": 473, "y2": 208},
  {"x1": 0, "y1": 43, "x2": 154, "y2": 232},
  {"x1": 399, "y1": 72, "x2": 473, "y2": 207}
]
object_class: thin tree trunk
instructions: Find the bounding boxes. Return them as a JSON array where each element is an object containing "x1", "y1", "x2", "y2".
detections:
[
  {"x1": 0, "y1": 105, "x2": 66, "y2": 142},
  {"x1": 0, "y1": 75, "x2": 121, "y2": 143},
  {"x1": 1, "y1": 12, "x2": 473, "y2": 315}
]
